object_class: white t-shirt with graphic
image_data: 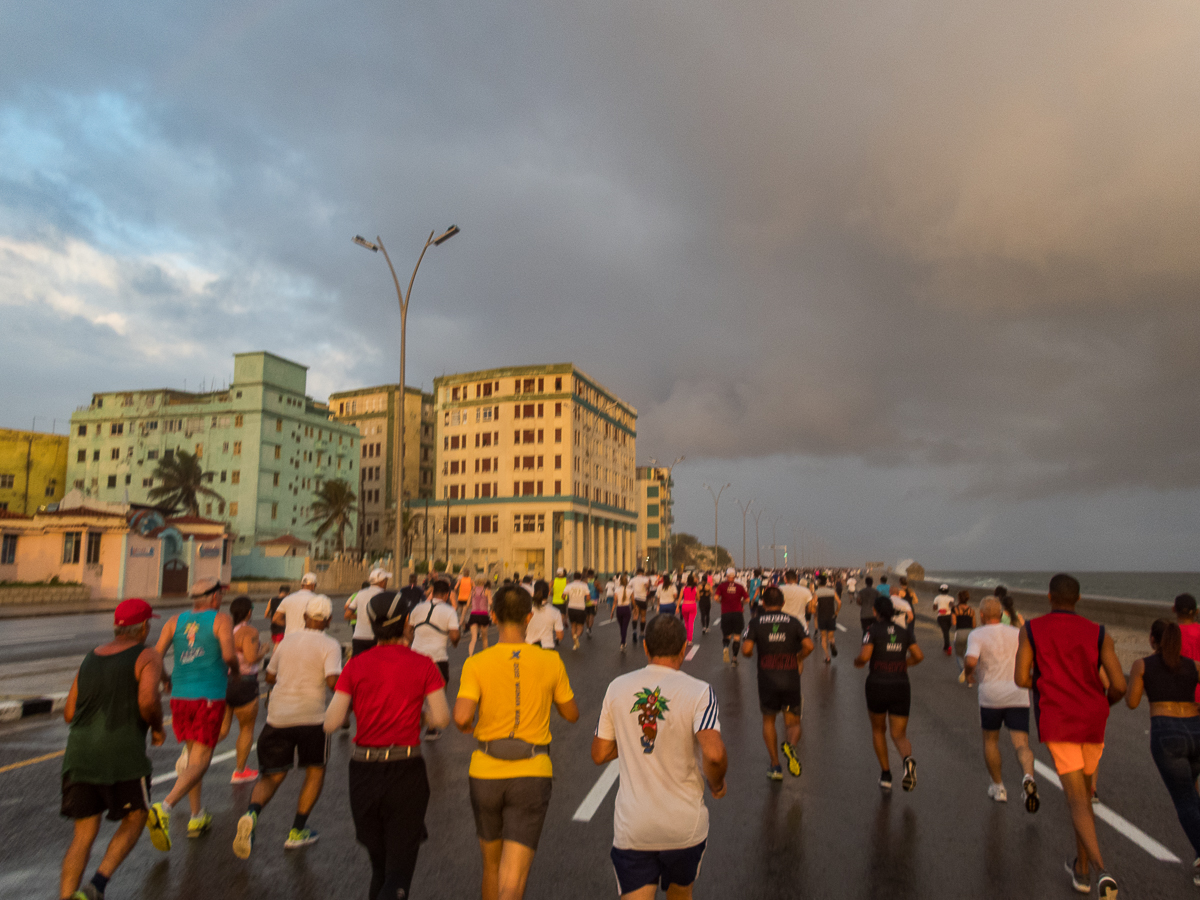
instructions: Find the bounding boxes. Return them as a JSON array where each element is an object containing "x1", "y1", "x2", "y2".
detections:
[
  {"x1": 596, "y1": 664, "x2": 721, "y2": 851},
  {"x1": 965, "y1": 624, "x2": 1029, "y2": 709},
  {"x1": 564, "y1": 580, "x2": 591, "y2": 611}
]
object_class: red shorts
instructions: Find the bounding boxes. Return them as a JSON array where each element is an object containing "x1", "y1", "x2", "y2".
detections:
[
  {"x1": 272, "y1": 633, "x2": 284, "y2": 645},
  {"x1": 170, "y1": 698, "x2": 226, "y2": 748}
]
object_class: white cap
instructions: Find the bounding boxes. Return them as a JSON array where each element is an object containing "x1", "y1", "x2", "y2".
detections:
[
  {"x1": 369, "y1": 567, "x2": 392, "y2": 584},
  {"x1": 557, "y1": 567, "x2": 565, "y2": 576},
  {"x1": 301, "y1": 572, "x2": 318, "y2": 586},
  {"x1": 726, "y1": 567, "x2": 736, "y2": 576},
  {"x1": 305, "y1": 594, "x2": 333, "y2": 620}
]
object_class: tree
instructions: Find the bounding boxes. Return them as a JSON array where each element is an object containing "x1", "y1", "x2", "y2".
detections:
[
  {"x1": 668, "y1": 533, "x2": 732, "y2": 571},
  {"x1": 306, "y1": 479, "x2": 357, "y2": 553},
  {"x1": 148, "y1": 450, "x2": 223, "y2": 516}
]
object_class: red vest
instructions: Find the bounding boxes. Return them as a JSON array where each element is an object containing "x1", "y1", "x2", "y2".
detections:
[{"x1": 1026, "y1": 611, "x2": 1109, "y2": 744}]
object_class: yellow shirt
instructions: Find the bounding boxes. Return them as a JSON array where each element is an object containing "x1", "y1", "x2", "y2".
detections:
[{"x1": 458, "y1": 642, "x2": 574, "y2": 779}]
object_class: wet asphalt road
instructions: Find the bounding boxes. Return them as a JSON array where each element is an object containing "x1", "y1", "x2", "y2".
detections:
[{"x1": 0, "y1": 603, "x2": 1197, "y2": 899}]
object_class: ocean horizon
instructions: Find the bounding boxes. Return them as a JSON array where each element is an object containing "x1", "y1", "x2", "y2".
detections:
[{"x1": 923, "y1": 570, "x2": 1199, "y2": 607}]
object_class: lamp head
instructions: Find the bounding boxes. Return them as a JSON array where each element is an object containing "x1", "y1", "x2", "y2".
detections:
[
  {"x1": 433, "y1": 225, "x2": 460, "y2": 246},
  {"x1": 353, "y1": 235, "x2": 379, "y2": 252}
]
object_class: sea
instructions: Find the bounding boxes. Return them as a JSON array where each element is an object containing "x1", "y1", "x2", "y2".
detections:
[{"x1": 923, "y1": 571, "x2": 1200, "y2": 608}]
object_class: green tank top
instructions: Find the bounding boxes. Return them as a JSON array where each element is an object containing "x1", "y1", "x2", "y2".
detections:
[{"x1": 63, "y1": 644, "x2": 151, "y2": 784}]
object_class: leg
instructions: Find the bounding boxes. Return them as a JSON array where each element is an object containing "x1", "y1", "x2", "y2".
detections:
[
  {"x1": 60, "y1": 815, "x2": 101, "y2": 899},
  {"x1": 496, "y1": 840, "x2": 538, "y2": 900},
  {"x1": 165, "y1": 741, "x2": 214, "y2": 813},
  {"x1": 1059, "y1": 769, "x2": 1105, "y2": 876},
  {"x1": 92, "y1": 810, "x2": 147, "y2": 879},
  {"x1": 821, "y1": 631, "x2": 831, "y2": 661},
  {"x1": 1149, "y1": 722, "x2": 1200, "y2": 857},
  {"x1": 1010, "y1": 730, "x2": 1035, "y2": 779},
  {"x1": 982, "y1": 730, "x2": 1003, "y2": 783},
  {"x1": 664, "y1": 885, "x2": 694, "y2": 900},
  {"x1": 217, "y1": 705, "x2": 234, "y2": 745},
  {"x1": 480, "y1": 839, "x2": 503, "y2": 900},
  {"x1": 296, "y1": 766, "x2": 326, "y2": 816},
  {"x1": 762, "y1": 713, "x2": 780, "y2": 768},
  {"x1": 468, "y1": 623, "x2": 479, "y2": 656},
  {"x1": 783, "y1": 710, "x2": 802, "y2": 747},
  {"x1": 888, "y1": 714, "x2": 913, "y2": 760},
  {"x1": 868, "y1": 712, "x2": 890, "y2": 771},
  {"x1": 234, "y1": 701, "x2": 258, "y2": 773},
  {"x1": 249, "y1": 771, "x2": 288, "y2": 810},
  {"x1": 376, "y1": 764, "x2": 429, "y2": 900},
  {"x1": 939, "y1": 617, "x2": 952, "y2": 650}
]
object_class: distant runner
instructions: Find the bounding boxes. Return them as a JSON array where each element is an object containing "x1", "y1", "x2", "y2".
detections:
[
  {"x1": 933, "y1": 584, "x2": 955, "y2": 656},
  {"x1": 563, "y1": 571, "x2": 591, "y2": 651},
  {"x1": 809, "y1": 575, "x2": 841, "y2": 664},
  {"x1": 715, "y1": 568, "x2": 749, "y2": 666}
]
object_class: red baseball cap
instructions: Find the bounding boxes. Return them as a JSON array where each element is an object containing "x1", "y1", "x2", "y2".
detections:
[{"x1": 114, "y1": 598, "x2": 159, "y2": 627}]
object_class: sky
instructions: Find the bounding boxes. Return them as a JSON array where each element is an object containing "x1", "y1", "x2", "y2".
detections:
[{"x1": 2, "y1": 2, "x2": 1198, "y2": 572}]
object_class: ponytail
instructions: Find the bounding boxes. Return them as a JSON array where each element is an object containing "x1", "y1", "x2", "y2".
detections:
[{"x1": 1152, "y1": 618, "x2": 1183, "y2": 672}]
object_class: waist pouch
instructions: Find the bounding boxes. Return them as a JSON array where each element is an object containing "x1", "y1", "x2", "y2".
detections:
[{"x1": 478, "y1": 738, "x2": 550, "y2": 760}]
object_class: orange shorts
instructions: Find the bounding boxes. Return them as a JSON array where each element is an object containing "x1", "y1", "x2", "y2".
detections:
[{"x1": 1046, "y1": 741, "x2": 1104, "y2": 776}]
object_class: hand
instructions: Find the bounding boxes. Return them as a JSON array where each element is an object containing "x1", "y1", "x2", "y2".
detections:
[
  {"x1": 161, "y1": 676, "x2": 172, "y2": 694},
  {"x1": 151, "y1": 728, "x2": 166, "y2": 747},
  {"x1": 709, "y1": 779, "x2": 727, "y2": 799}
]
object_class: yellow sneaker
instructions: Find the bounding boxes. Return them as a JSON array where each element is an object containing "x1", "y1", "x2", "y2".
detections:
[
  {"x1": 146, "y1": 802, "x2": 171, "y2": 852},
  {"x1": 187, "y1": 810, "x2": 213, "y2": 838}
]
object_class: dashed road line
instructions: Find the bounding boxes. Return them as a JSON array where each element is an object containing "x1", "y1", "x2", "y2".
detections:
[
  {"x1": 0, "y1": 750, "x2": 63, "y2": 775},
  {"x1": 836, "y1": 623, "x2": 847, "y2": 632},
  {"x1": 685, "y1": 645, "x2": 699, "y2": 661},
  {"x1": 150, "y1": 744, "x2": 256, "y2": 785},
  {"x1": 572, "y1": 760, "x2": 619, "y2": 822}
]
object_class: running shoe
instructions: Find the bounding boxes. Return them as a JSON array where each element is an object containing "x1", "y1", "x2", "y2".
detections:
[
  {"x1": 1192, "y1": 856, "x2": 1199, "y2": 887},
  {"x1": 879, "y1": 771, "x2": 893, "y2": 791},
  {"x1": 901, "y1": 756, "x2": 917, "y2": 792},
  {"x1": 284, "y1": 827, "x2": 320, "y2": 849},
  {"x1": 230, "y1": 768, "x2": 259, "y2": 785},
  {"x1": 146, "y1": 802, "x2": 171, "y2": 852},
  {"x1": 175, "y1": 745, "x2": 189, "y2": 776},
  {"x1": 831, "y1": 644, "x2": 838, "y2": 658},
  {"x1": 1096, "y1": 871, "x2": 1117, "y2": 899},
  {"x1": 232, "y1": 811, "x2": 257, "y2": 859},
  {"x1": 767, "y1": 766, "x2": 784, "y2": 781},
  {"x1": 987, "y1": 782, "x2": 1007, "y2": 803},
  {"x1": 943, "y1": 647, "x2": 952, "y2": 656},
  {"x1": 781, "y1": 742, "x2": 801, "y2": 777},
  {"x1": 187, "y1": 811, "x2": 213, "y2": 838},
  {"x1": 957, "y1": 670, "x2": 967, "y2": 684},
  {"x1": 722, "y1": 647, "x2": 730, "y2": 664},
  {"x1": 69, "y1": 883, "x2": 102, "y2": 900},
  {"x1": 1064, "y1": 859, "x2": 1090, "y2": 894},
  {"x1": 1022, "y1": 775, "x2": 1040, "y2": 813},
  {"x1": 1091, "y1": 792, "x2": 1100, "y2": 805},
  {"x1": 572, "y1": 638, "x2": 580, "y2": 650},
  {"x1": 619, "y1": 643, "x2": 626, "y2": 652}
]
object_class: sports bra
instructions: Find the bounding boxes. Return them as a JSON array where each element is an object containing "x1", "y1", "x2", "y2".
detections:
[
  {"x1": 954, "y1": 606, "x2": 973, "y2": 629},
  {"x1": 1142, "y1": 654, "x2": 1199, "y2": 704}
]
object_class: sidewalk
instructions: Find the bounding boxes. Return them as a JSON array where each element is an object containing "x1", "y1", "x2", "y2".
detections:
[{"x1": 0, "y1": 590, "x2": 278, "y2": 620}]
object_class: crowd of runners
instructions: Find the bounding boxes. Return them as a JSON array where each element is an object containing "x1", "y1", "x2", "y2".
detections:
[{"x1": 52, "y1": 563, "x2": 1200, "y2": 900}]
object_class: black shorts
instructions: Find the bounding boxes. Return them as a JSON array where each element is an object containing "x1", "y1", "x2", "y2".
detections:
[
  {"x1": 61, "y1": 773, "x2": 150, "y2": 821},
  {"x1": 758, "y1": 681, "x2": 803, "y2": 716},
  {"x1": 611, "y1": 840, "x2": 707, "y2": 894},
  {"x1": 567, "y1": 608, "x2": 588, "y2": 625},
  {"x1": 634, "y1": 599, "x2": 648, "y2": 611},
  {"x1": 225, "y1": 673, "x2": 260, "y2": 708},
  {"x1": 980, "y1": 706, "x2": 1030, "y2": 733},
  {"x1": 720, "y1": 611, "x2": 744, "y2": 638},
  {"x1": 257, "y1": 723, "x2": 329, "y2": 772},
  {"x1": 468, "y1": 776, "x2": 552, "y2": 849},
  {"x1": 865, "y1": 680, "x2": 911, "y2": 717},
  {"x1": 437, "y1": 660, "x2": 450, "y2": 685},
  {"x1": 468, "y1": 612, "x2": 491, "y2": 628},
  {"x1": 817, "y1": 617, "x2": 837, "y2": 633}
]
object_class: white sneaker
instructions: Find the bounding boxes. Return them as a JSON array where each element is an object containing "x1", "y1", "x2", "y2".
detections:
[{"x1": 987, "y1": 782, "x2": 1007, "y2": 803}]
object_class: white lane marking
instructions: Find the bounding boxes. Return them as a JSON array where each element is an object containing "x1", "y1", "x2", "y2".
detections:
[
  {"x1": 836, "y1": 623, "x2": 847, "y2": 632},
  {"x1": 572, "y1": 760, "x2": 619, "y2": 822},
  {"x1": 151, "y1": 744, "x2": 256, "y2": 786},
  {"x1": 685, "y1": 645, "x2": 699, "y2": 661},
  {"x1": 599, "y1": 618, "x2": 617, "y2": 627},
  {"x1": 1032, "y1": 760, "x2": 1181, "y2": 863},
  {"x1": 0, "y1": 635, "x2": 83, "y2": 648}
]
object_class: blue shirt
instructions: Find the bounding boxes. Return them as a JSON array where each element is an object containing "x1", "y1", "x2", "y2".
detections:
[{"x1": 171, "y1": 609, "x2": 228, "y2": 700}]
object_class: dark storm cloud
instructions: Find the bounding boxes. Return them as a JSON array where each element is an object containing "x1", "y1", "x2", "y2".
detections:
[{"x1": 2, "y1": 1, "x2": 1199, "y2": 567}]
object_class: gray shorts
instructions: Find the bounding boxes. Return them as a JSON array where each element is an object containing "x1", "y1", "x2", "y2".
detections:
[{"x1": 468, "y1": 776, "x2": 553, "y2": 849}]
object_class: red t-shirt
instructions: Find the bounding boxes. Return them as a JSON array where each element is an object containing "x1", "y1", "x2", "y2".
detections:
[
  {"x1": 1026, "y1": 611, "x2": 1109, "y2": 744},
  {"x1": 1180, "y1": 622, "x2": 1200, "y2": 702},
  {"x1": 715, "y1": 580, "x2": 748, "y2": 615},
  {"x1": 335, "y1": 644, "x2": 445, "y2": 747}
]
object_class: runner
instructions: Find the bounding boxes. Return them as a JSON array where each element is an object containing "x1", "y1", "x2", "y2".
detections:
[
  {"x1": 715, "y1": 567, "x2": 749, "y2": 666},
  {"x1": 854, "y1": 595, "x2": 923, "y2": 792},
  {"x1": 454, "y1": 585, "x2": 579, "y2": 900},
  {"x1": 552, "y1": 567, "x2": 568, "y2": 622},
  {"x1": 323, "y1": 590, "x2": 449, "y2": 900},
  {"x1": 1000, "y1": 594, "x2": 1025, "y2": 628},
  {"x1": 59, "y1": 599, "x2": 164, "y2": 900},
  {"x1": 742, "y1": 586, "x2": 813, "y2": 779},
  {"x1": 272, "y1": 572, "x2": 319, "y2": 636},
  {"x1": 680, "y1": 575, "x2": 699, "y2": 645},
  {"x1": 455, "y1": 568, "x2": 476, "y2": 624},
  {"x1": 658, "y1": 576, "x2": 679, "y2": 617},
  {"x1": 952, "y1": 590, "x2": 977, "y2": 682},
  {"x1": 697, "y1": 572, "x2": 713, "y2": 634},
  {"x1": 778, "y1": 570, "x2": 812, "y2": 632},
  {"x1": 265, "y1": 584, "x2": 289, "y2": 648},
  {"x1": 897, "y1": 576, "x2": 919, "y2": 613},
  {"x1": 398, "y1": 572, "x2": 426, "y2": 620},
  {"x1": 846, "y1": 573, "x2": 858, "y2": 596},
  {"x1": 218, "y1": 596, "x2": 262, "y2": 784},
  {"x1": 629, "y1": 568, "x2": 651, "y2": 645},
  {"x1": 746, "y1": 568, "x2": 763, "y2": 615},
  {"x1": 592, "y1": 614, "x2": 727, "y2": 900},
  {"x1": 933, "y1": 584, "x2": 955, "y2": 656},
  {"x1": 405, "y1": 580, "x2": 461, "y2": 740},
  {"x1": 887, "y1": 581, "x2": 914, "y2": 632},
  {"x1": 149, "y1": 578, "x2": 238, "y2": 849},
  {"x1": 856, "y1": 576, "x2": 879, "y2": 636},
  {"x1": 585, "y1": 568, "x2": 600, "y2": 638},
  {"x1": 232, "y1": 595, "x2": 341, "y2": 858},
  {"x1": 526, "y1": 581, "x2": 564, "y2": 649},
  {"x1": 809, "y1": 575, "x2": 841, "y2": 664},
  {"x1": 1015, "y1": 573, "x2": 1125, "y2": 899},
  {"x1": 466, "y1": 578, "x2": 494, "y2": 656},
  {"x1": 563, "y1": 571, "x2": 591, "y2": 651},
  {"x1": 1175, "y1": 594, "x2": 1200, "y2": 702},
  {"x1": 611, "y1": 574, "x2": 633, "y2": 651},
  {"x1": 1125, "y1": 619, "x2": 1200, "y2": 888},
  {"x1": 345, "y1": 568, "x2": 389, "y2": 658},
  {"x1": 963, "y1": 597, "x2": 1038, "y2": 810}
]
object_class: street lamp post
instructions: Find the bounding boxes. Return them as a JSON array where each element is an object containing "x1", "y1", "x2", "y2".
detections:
[
  {"x1": 735, "y1": 497, "x2": 753, "y2": 569},
  {"x1": 752, "y1": 507, "x2": 764, "y2": 569},
  {"x1": 648, "y1": 455, "x2": 685, "y2": 572},
  {"x1": 353, "y1": 226, "x2": 459, "y2": 574},
  {"x1": 703, "y1": 482, "x2": 731, "y2": 570},
  {"x1": 772, "y1": 516, "x2": 785, "y2": 569}
]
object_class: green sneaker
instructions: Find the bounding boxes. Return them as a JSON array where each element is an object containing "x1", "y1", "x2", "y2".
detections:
[
  {"x1": 187, "y1": 810, "x2": 213, "y2": 838},
  {"x1": 781, "y1": 742, "x2": 802, "y2": 777},
  {"x1": 146, "y1": 802, "x2": 171, "y2": 852},
  {"x1": 232, "y1": 811, "x2": 257, "y2": 859},
  {"x1": 283, "y1": 827, "x2": 319, "y2": 849},
  {"x1": 69, "y1": 885, "x2": 102, "y2": 900}
]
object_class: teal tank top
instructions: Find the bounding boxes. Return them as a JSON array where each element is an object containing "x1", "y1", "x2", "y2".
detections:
[{"x1": 172, "y1": 609, "x2": 228, "y2": 700}]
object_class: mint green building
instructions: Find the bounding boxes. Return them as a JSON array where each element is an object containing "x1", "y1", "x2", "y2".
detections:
[{"x1": 66, "y1": 352, "x2": 361, "y2": 566}]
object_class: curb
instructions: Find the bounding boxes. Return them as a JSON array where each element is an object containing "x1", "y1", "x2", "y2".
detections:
[{"x1": 0, "y1": 691, "x2": 69, "y2": 723}]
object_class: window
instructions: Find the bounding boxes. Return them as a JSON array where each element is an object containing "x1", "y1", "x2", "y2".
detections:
[
  {"x1": 537, "y1": 429, "x2": 544, "y2": 444},
  {"x1": 92, "y1": 450, "x2": 100, "y2": 461},
  {"x1": 276, "y1": 418, "x2": 283, "y2": 432},
  {"x1": 647, "y1": 504, "x2": 659, "y2": 517},
  {"x1": 450, "y1": 461, "x2": 460, "y2": 475},
  {"x1": 0, "y1": 534, "x2": 16, "y2": 565},
  {"x1": 271, "y1": 502, "x2": 278, "y2": 519},
  {"x1": 523, "y1": 456, "x2": 534, "y2": 470},
  {"x1": 235, "y1": 414, "x2": 243, "y2": 427},
  {"x1": 125, "y1": 474, "x2": 131, "y2": 485},
  {"x1": 523, "y1": 403, "x2": 535, "y2": 418},
  {"x1": 450, "y1": 435, "x2": 460, "y2": 450},
  {"x1": 45, "y1": 481, "x2": 56, "y2": 497},
  {"x1": 522, "y1": 513, "x2": 536, "y2": 532},
  {"x1": 106, "y1": 475, "x2": 117, "y2": 488},
  {"x1": 274, "y1": 446, "x2": 281, "y2": 460},
  {"x1": 164, "y1": 449, "x2": 173, "y2": 460},
  {"x1": 523, "y1": 481, "x2": 535, "y2": 497},
  {"x1": 647, "y1": 524, "x2": 660, "y2": 540},
  {"x1": 142, "y1": 478, "x2": 153, "y2": 487},
  {"x1": 523, "y1": 429, "x2": 534, "y2": 444},
  {"x1": 514, "y1": 404, "x2": 522, "y2": 419},
  {"x1": 647, "y1": 485, "x2": 659, "y2": 498},
  {"x1": 554, "y1": 480, "x2": 561, "y2": 495},
  {"x1": 85, "y1": 532, "x2": 101, "y2": 565},
  {"x1": 536, "y1": 481, "x2": 543, "y2": 496},
  {"x1": 76, "y1": 449, "x2": 87, "y2": 463},
  {"x1": 452, "y1": 386, "x2": 460, "y2": 400},
  {"x1": 110, "y1": 423, "x2": 123, "y2": 435},
  {"x1": 205, "y1": 502, "x2": 212, "y2": 515},
  {"x1": 555, "y1": 428, "x2": 562, "y2": 442},
  {"x1": 523, "y1": 378, "x2": 535, "y2": 393},
  {"x1": 555, "y1": 377, "x2": 562, "y2": 391},
  {"x1": 555, "y1": 402, "x2": 562, "y2": 417},
  {"x1": 63, "y1": 532, "x2": 82, "y2": 564},
  {"x1": 230, "y1": 470, "x2": 240, "y2": 485},
  {"x1": 230, "y1": 502, "x2": 238, "y2": 516},
  {"x1": 449, "y1": 515, "x2": 467, "y2": 534},
  {"x1": 195, "y1": 444, "x2": 203, "y2": 458},
  {"x1": 109, "y1": 448, "x2": 119, "y2": 461},
  {"x1": 483, "y1": 382, "x2": 492, "y2": 397}
]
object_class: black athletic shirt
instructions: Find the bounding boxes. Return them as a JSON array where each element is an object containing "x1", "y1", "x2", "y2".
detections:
[
  {"x1": 746, "y1": 612, "x2": 809, "y2": 690},
  {"x1": 864, "y1": 621, "x2": 913, "y2": 685},
  {"x1": 815, "y1": 588, "x2": 837, "y2": 621}
]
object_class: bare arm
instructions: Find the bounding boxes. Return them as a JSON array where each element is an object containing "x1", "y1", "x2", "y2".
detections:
[
  {"x1": 556, "y1": 697, "x2": 580, "y2": 723},
  {"x1": 1099, "y1": 632, "x2": 1127, "y2": 705},
  {"x1": 1125, "y1": 658, "x2": 1144, "y2": 709},
  {"x1": 325, "y1": 674, "x2": 339, "y2": 690},
  {"x1": 907, "y1": 643, "x2": 924, "y2": 667},
  {"x1": 449, "y1": 627, "x2": 461, "y2": 647},
  {"x1": 324, "y1": 691, "x2": 351, "y2": 733},
  {"x1": 740, "y1": 638, "x2": 755, "y2": 658},
  {"x1": 238, "y1": 626, "x2": 263, "y2": 666},
  {"x1": 424, "y1": 689, "x2": 451, "y2": 730},
  {"x1": 854, "y1": 642, "x2": 873, "y2": 668},
  {"x1": 963, "y1": 654, "x2": 979, "y2": 684},
  {"x1": 1014, "y1": 626, "x2": 1034, "y2": 689},
  {"x1": 213, "y1": 612, "x2": 239, "y2": 678},
  {"x1": 63, "y1": 673, "x2": 79, "y2": 723},
  {"x1": 135, "y1": 648, "x2": 165, "y2": 740},
  {"x1": 272, "y1": 607, "x2": 286, "y2": 627},
  {"x1": 799, "y1": 636, "x2": 814, "y2": 661},
  {"x1": 696, "y1": 729, "x2": 727, "y2": 798},
  {"x1": 453, "y1": 696, "x2": 477, "y2": 733},
  {"x1": 403, "y1": 620, "x2": 415, "y2": 644},
  {"x1": 591, "y1": 736, "x2": 618, "y2": 765}
]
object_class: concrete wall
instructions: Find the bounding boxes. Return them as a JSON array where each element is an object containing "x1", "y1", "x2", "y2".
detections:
[
  {"x1": 124, "y1": 534, "x2": 162, "y2": 598},
  {"x1": 232, "y1": 548, "x2": 305, "y2": 580},
  {"x1": 0, "y1": 584, "x2": 91, "y2": 606}
]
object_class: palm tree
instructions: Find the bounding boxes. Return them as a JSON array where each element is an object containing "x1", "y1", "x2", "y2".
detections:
[
  {"x1": 307, "y1": 479, "x2": 357, "y2": 553},
  {"x1": 148, "y1": 449, "x2": 223, "y2": 516}
]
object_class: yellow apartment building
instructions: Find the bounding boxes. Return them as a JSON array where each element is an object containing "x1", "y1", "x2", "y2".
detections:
[{"x1": 0, "y1": 428, "x2": 69, "y2": 515}]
